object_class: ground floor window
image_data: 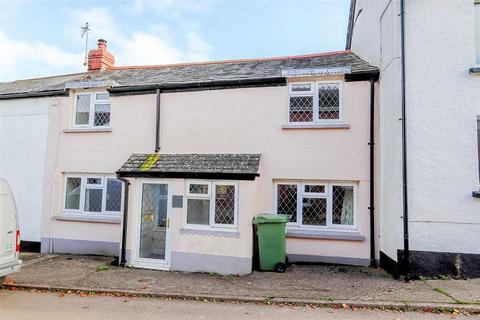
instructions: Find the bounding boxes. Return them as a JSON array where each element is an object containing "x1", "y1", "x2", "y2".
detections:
[
  {"x1": 186, "y1": 180, "x2": 238, "y2": 229},
  {"x1": 64, "y1": 174, "x2": 123, "y2": 216},
  {"x1": 274, "y1": 181, "x2": 356, "y2": 229}
]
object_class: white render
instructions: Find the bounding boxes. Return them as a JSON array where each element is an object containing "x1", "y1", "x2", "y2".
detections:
[
  {"x1": 0, "y1": 98, "x2": 51, "y2": 243},
  {"x1": 351, "y1": 0, "x2": 480, "y2": 260}
]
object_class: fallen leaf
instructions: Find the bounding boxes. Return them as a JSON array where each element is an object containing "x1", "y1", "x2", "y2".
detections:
[{"x1": 59, "y1": 293, "x2": 65, "y2": 298}]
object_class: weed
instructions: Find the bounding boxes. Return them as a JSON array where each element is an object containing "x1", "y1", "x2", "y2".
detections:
[
  {"x1": 96, "y1": 264, "x2": 109, "y2": 272},
  {"x1": 419, "y1": 276, "x2": 429, "y2": 282},
  {"x1": 321, "y1": 296, "x2": 334, "y2": 302}
]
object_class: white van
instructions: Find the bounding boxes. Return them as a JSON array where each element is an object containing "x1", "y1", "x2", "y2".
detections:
[{"x1": 0, "y1": 178, "x2": 22, "y2": 283}]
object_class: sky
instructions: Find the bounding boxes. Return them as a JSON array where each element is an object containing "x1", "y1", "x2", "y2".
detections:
[{"x1": 0, "y1": 0, "x2": 350, "y2": 82}]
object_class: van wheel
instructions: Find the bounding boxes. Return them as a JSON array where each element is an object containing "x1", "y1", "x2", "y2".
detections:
[{"x1": 275, "y1": 263, "x2": 286, "y2": 273}]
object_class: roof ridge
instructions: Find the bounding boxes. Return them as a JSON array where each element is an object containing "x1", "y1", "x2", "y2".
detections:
[{"x1": 110, "y1": 50, "x2": 353, "y2": 71}]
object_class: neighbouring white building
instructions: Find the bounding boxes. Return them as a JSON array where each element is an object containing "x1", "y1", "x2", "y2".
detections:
[
  {"x1": 0, "y1": 97, "x2": 52, "y2": 251},
  {"x1": 348, "y1": 0, "x2": 480, "y2": 278}
]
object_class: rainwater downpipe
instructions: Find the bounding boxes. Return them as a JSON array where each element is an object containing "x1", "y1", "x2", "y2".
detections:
[
  {"x1": 369, "y1": 76, "x2": 376, "y2": 268},
  {"x1": 400, "y1": 0, "x2": 410, "y2": 277},
  {"x1": 117, "y1": 176, "x2": 130, "y2": 267},
  {"x1": 155, "y1": 89, "x2": 161, "y2": 153}
]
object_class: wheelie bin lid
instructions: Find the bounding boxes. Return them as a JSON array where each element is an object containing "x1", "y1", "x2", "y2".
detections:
[{"x1": 253, "y1": 214, "x2": 290, "y2": 224}]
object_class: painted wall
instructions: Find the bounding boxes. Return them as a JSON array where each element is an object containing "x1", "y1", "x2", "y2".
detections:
[
  {"x1": 0, "y1": 98, "x2": 50, "y2": 242},
  {"x1": 44, "y1": 91, "x2": 157, "y2": 255},
  {"x1": 351, "y1": 0, "x2": 480, "y2": 259},
  {"x1": 152, "y1": 79, "x2": 373, "y2": 263},
  {"x1": 405, "y1": 0, "x2": 480, "y2": 254},
  {"x1": 124, "y1": 178, "x2": 256, "y2": 275},
  {"x1": 48, "y1": 78, "x2": 374, "y2": 265}
]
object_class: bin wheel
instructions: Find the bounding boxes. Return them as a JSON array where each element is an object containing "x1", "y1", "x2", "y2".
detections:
[{"x1": 275, "y1": 262, "x2": 286, "y2": 273}]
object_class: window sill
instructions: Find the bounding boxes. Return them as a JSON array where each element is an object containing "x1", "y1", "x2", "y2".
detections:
[
  {"x1": 63, "y1": 127, "x2": 112, "y2": 133},
  {"x1": 180, "y1": 228, "x2": 240, "y2": 238},
  {"x1": 55, "y1": 213, "x2": 121, "y2": 224},
  {"x1": 282, "y1": 123, "x2": 350, "y2": 130},
  {"x1": 286, "y1": 228, "x2": 365, "y2": 241},
  {"x1": 469, "y1": 67, "x2": 480, "y2": 74}
]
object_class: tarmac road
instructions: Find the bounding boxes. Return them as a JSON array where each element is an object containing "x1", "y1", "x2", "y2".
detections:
[{"x1": 0, "y1": 289, "x2": 475, "y2": 320}]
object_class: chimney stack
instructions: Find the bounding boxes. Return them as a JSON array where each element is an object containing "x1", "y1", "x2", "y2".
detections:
[{"x1": 87, "y1": 39, "x2": 115, "y2": 71}]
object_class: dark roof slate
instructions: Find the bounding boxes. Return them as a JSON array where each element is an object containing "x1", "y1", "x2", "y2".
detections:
[
  {"x1": 117, "y1": 153, "x2": 261, "y2": 179},
  {"x1": 0, "y1": 51, "x2": 378, "y2": 97}
]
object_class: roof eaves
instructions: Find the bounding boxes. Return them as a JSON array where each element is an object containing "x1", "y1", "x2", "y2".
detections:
[
  {"x1": 108, "y1": 77, "x2": 287, "y2": 96},
  {"x1": 0, "y1": 89, "x2": 69, "y2": 100}
]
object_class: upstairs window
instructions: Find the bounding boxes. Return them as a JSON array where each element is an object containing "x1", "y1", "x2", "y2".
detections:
[
  {"x1": 74, "y1": 92, "x2": 111, "y2": 127},
  {"x1": 288, "y1": 81, "x2": 343, "y2": 124}
]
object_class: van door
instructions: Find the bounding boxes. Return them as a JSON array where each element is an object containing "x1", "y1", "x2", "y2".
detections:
[{"x1": 0, "y1": 180, "x2": 18, "y2": 268}]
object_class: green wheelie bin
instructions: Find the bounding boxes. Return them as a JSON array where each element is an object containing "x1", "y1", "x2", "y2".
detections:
[{"x1": 253, "y1": 214, "x2": 289, "y2": 273}]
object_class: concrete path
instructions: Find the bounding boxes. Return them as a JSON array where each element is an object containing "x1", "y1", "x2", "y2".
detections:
[
  {"x1": 4, "y1": 253, "x2": 480, "y2": 313},
  {"x1": 0, "y1": 290, "x2": 475, "y2": 320}
]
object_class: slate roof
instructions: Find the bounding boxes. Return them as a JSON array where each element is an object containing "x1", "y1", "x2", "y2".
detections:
[
  {"x1": 117, "y1": 153, "x2": 261, "y2": 180},
  {"x1": 0, "y1": 50, "x2": 378, "y2": 97}
]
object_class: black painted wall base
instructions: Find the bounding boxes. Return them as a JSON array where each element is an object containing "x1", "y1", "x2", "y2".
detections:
[
  {"x1": 380, "y1": 250, "x2": 480, "y2": 279},
  {"x1": 20, "y1": 241, "x2": 41, "y2": 253}
]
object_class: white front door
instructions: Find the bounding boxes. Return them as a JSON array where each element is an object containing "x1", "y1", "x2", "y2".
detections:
[{"x1": 134, "y1": 180, "x2": 171, "y2": 270}]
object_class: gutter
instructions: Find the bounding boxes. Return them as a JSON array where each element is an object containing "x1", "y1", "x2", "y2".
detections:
[
  {"x1": 116, "y1": 175, "x2": 130, "y2": 267},
  {"x1": 107, "y1": 77, "x2": 287, "y2": 96},
  {"x1": 0, "y1": 89, "x2": 68, "y2": 100},
  {"x1": 400, "y1": 0, "x2": 410, "y2": 278},
  {"x1": 369, "y1": 76, "x2": 377, "y2": 267}
]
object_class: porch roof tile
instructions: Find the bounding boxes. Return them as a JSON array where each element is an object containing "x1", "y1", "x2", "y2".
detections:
[{"x1": 117, "y1": 153, "x2": 261, "y2": 180}]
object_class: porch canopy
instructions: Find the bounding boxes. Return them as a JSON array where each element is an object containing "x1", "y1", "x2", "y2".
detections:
[{"x1": 116, "y1": 153, "x2": 261, "y2": 180}]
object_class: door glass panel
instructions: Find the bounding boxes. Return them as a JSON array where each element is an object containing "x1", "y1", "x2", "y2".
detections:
[{"x1": 140, "y1": 183, "x2": 168, "y2": 260}]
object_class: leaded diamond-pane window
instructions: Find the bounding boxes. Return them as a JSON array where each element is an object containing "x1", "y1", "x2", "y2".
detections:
[
  {"x1": 289, "y1": 96, "x2": 314, "y2": 122},
  {"x1": 94, "y1": 103, "x2": 111, "y2": 127},
  {"x1": 288, "y1": 81, "x2": 342, "y2": 123},
  {"x1": 75, "y1": 94, "x2": 90, "y2": 125},
  {"x1": 214, "y1": 185, "x2": 235, "y2": 225},
  {"x1": 189, "y1": 183, "x2": 209, "y2": 195},
  {"x1": 332, "y1": 185, "x2": 354, "y2": 225},
  {"x1": 106, "y1": 179, "x2": 123, "y2": 212},
  {"x1": 275, "y1": 182, "x2": 356, "y2": 229},
  {"x1": 318, "y1": 82, "x2": 340, "y2": 120},
  {"x1": 64, "y1": 175, "x2": 123, "y2": 215},
  {"x1": 84, "y1": 188, "x2": 103, "y2": 212},
  {"x1": 186, "y1": 181, "x2": 237, "y2": 228},
  {"x1": 74, "y1": 92, "x2": 111, "y2": 128},
  {"x1": 277, "y1": 184, "x2": 297, "y2": 222},
  {"x1": 302, "y1": 197, "x2": 327, "y2": 226}
]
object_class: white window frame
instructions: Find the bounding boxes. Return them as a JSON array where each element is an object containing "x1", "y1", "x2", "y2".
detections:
[
  {"x1": 185, "y1": 180, "x2": 238, "y2": 230},
  {"x1": 73, "y1": 91, "x2": 111, "y2": 128},
  {"x1": 287, "y1": 80, "x2": 344, "y2": 124},
  {"x1": 273, "y1": 181, "x2": 357, "y2": 231},
  {"x1": 62, "y1": 174, "x2": 124, "y2": 217}
]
